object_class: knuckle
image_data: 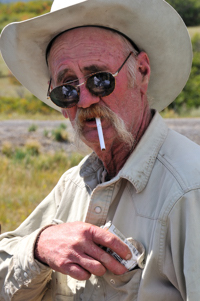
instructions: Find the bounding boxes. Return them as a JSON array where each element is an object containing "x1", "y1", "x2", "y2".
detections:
[
  {"x1": 56, "y1": 257, "x2": 68, "y2": 271},
  {"x1": 104, "y1": 233, "x2": 119, "y2": 248}
]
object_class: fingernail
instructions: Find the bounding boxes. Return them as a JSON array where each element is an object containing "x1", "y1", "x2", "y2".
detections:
[{"x1": 126, "y1": 253, "x2": 132, "y2": 260}]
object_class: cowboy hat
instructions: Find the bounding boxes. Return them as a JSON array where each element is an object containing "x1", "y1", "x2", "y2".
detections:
[{"x1": 0, "y1": 0, "x2": 192, "y2": 112}]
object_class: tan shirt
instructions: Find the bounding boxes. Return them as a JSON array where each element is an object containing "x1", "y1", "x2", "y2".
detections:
[{"x1": 1, "y1": 112, "x2": 200, "y2": 301}]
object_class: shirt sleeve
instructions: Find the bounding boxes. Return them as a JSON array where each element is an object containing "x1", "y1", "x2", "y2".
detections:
[
  {"x1": 162, "y1": 188, "x2": 200, "y2": 300},
  {"x1": 0, "y1": 187, "x2": 58, "y2": 301}
]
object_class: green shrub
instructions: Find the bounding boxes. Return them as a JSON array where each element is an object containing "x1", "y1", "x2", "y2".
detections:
[
  {"x1": 0, "y1": 95, "x2": 60, "y2": 115},
  {"x1": 165, "y1": 33, "x2": 200, "y2": 114},
  {"x1": 13, "y1": 148, "x2": 27, "y2": 161},
  {"x1": 166, "y1": 0, "x2": 200, "y2": 26},
  {"x1": 28, "y1": 124, "x2": 38, "y2": 132},
  {"x1": 0, "y1": 1, "x2": 53, "y2": 33},
  {"x1": 52, "y1": 124, "x2": 69, "y2": 142}
]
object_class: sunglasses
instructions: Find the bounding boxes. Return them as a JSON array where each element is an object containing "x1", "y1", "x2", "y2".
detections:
[{"x1": 47, "y1": 51, "x2": 133, "y2": 109}]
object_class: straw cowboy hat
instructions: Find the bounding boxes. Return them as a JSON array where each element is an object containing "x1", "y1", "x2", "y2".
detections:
[{"x1": 0, "y1": 0, "x2": 192, "y2": 112}]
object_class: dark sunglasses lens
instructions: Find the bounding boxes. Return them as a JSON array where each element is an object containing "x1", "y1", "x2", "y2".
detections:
[
  {"x1": 86, "y1": 72, "x2": 115, "y2": 97},
  {"x1": 50, "y1": 85, "x2": 79, "y2": 108}
]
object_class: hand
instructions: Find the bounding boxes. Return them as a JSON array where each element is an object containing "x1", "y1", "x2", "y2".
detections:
[{"x1": 34, "y1": 222, "x2": 132, "y2": 280}]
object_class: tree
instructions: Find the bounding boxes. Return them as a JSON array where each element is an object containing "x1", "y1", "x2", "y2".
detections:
[{"x1": 166, "y1": 0, "x2": 200, "y2": 26}]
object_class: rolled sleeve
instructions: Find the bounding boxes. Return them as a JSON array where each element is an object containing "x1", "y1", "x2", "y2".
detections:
[{"x1": 1, "y1": 228, "x2": 52, "y2": 301}]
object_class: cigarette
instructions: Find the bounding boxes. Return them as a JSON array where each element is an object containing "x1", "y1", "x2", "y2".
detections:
[{"x1": 96, "y1": 117, "x2": 106, "y2": 151}]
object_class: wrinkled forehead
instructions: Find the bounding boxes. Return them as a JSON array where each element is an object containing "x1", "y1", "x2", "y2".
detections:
[{"x1": 46, "y1": 26, "x2": 139, "y2": 62}]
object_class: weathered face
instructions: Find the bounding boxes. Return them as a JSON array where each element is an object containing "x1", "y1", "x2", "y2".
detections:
[{"x1": 48, "y1": 27, "x2": 150, "y2": 151}]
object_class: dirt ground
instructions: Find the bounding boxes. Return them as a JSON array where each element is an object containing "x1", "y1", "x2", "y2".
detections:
[
  {"x1": 0, "y1": 118, "x2": 200, "y2": 154},
  {"x1": 0, "y1": 119, "x2": 90, "y2": 155}
]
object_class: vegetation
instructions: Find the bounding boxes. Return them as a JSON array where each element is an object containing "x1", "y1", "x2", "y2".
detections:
[
  {"x1": 163, "y1": 33, "x2": 200, "y2": 116},
  {"x1": 0, "y1": 95, "x2": 60, "y2": 119},
  {"x1": 52, "y1": 123, "x2": 69, "y2": 142},
  {"x1": 28, "y1": 123, "x2": 38, "y2": 132},
  {"x1": 0, "y1": 1, "x2": 53, "y2": 32},
  {"x1": 0, "y1": 146, "x2": 83, "y2": 233},
  {"x1": 166, "y1": 0, "x2": 200, "y2": 26}
]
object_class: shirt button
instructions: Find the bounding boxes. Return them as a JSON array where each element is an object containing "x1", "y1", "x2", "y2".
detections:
[
  {"x1": 24, "y1": 272, "x2": 28, "y2": 278},
  {"x1": 94, "y1": 206, "x2": 102, "y2": 214},
  {"x1": 110, "y1": 279, "x2": 115, "y2": 285}
]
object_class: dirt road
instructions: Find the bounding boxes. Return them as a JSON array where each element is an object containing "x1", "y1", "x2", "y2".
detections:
[{"x1": 0, "y1": 118, "x2": 200, "y2": 154}]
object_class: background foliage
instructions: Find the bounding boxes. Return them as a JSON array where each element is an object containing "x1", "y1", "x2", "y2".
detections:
[
  {"x1": 167, "y1": 33, "x2": 200, "y2": 116},
  {"x1": 166, "y1": 0, "x2": 200, "y2": 26},
  {"x1": 0, "y1": 1, "x2": 53, "y2": 32}
]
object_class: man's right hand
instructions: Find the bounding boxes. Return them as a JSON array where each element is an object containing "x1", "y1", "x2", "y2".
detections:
[{"x1": 34, "y1": 221, "x2": 132, "y2": 280}]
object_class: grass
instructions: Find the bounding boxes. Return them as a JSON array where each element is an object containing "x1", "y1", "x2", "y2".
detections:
[
  {"x1": 0, "y1": 113, "x2": 63, "y2": 121},
  {"x1": 52, "y1": 123, "x2": 69, "y2": 142},
  {"x1": 0, "y1": 148, "x2": 84, "y2": 233},
  {"x1": 188, "y1": 26, "x2": 200, "y2": 38},
  {"x1": 161, "y1": 107, "x2": 200, "y2": 118}
]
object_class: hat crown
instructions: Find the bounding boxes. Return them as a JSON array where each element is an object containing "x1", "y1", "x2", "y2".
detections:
[{"x1": 51, "y1": 0, "x2": 87, "y2": 12}]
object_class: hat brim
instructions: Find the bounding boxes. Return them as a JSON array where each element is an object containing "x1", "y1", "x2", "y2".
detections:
[{"x1": 0, "y1": 0, "x2": 192, "y2": 112}]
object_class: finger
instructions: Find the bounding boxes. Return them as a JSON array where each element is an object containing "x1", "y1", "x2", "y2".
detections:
[
  {"x1": 62, "y1": 263, "x2": 91, "y2": 281},
  {"x1": 84, "y1": 241, "x2": 128, "y2": 275},
  {"x1": 55, "y1": 248, "x2": 106, "y2": 277},
  {"x1": 73, "y1": 252, "x2": 107, "y2": 276},
  {"x1": 90, "y1": 225, "x2": 132, "y2": 260}
]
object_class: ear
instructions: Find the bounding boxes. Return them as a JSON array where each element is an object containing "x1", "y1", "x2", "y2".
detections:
[
  {"x1": 61, "y1": 108, "x2": 69, "y2": 119},
  {"x1": 136, "y1": 52, "x2": 151, "y2": 95}
]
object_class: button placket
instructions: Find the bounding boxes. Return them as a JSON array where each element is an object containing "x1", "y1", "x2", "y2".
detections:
[{"x1": 85, "y1": 185, "x2": 115, "y2": 226}]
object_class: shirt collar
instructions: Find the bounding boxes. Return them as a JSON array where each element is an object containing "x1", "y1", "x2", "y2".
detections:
[
  {"x1": 118, "y1": 111, "x2": 168, "y2": 192},
  {"x1": 80, "y1": 111, "x2": 168, "y2": 192}
]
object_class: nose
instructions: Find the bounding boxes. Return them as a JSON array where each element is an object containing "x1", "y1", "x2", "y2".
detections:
[{"x1": 77, "y1": 84, "x2": 100, "y2": 109}]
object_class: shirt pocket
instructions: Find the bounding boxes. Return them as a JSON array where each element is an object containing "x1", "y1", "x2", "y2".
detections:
[
  {"x1": 82, "y1": 269, "x2": 142, "y2": 301},
  {"x1": 103, "y1": 268, "x2": 142, "y2": 301},
  {"x1": 51, "y1": 271, "x2": 76, "y2": 299}
]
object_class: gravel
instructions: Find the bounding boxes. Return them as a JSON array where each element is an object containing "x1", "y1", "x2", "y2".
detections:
[
  {"x1": 0, "y1": 119, "x2": 90, "y2": 155},
  {"x1": 0, "y1": 118, "x2": 200, "y2": 154}
]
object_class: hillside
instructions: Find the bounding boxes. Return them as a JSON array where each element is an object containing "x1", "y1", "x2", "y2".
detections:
[{"x1": 0, "y1": 0, "x2": 29, "y2": 3}]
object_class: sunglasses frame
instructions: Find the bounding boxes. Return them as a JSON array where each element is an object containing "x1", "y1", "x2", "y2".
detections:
[{"x1": 47, "y1": 51, "x2": 134, "y2": 108}]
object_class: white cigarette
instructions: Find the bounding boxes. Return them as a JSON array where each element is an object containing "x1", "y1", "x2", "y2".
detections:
[{"x1": 96, "y1": 117, "x2": 106, "y2": 151}]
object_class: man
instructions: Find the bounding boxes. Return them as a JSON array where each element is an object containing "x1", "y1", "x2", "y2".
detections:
[{"x1": 0, "y1": 0, "x2": 199, "y2": 300}]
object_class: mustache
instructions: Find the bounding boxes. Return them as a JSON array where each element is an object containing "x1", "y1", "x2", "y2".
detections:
[
  {"x1": 73, "y1": 103, "x2": 135, "y2": 150},
  {"x1": 75, "y1": 103, "x2": 113, "y2": 125}
]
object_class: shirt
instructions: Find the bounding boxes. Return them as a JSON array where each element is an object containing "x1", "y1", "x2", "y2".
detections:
[{"x1": 1, "y1": 112, "x2": 200, "y2": 301}]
